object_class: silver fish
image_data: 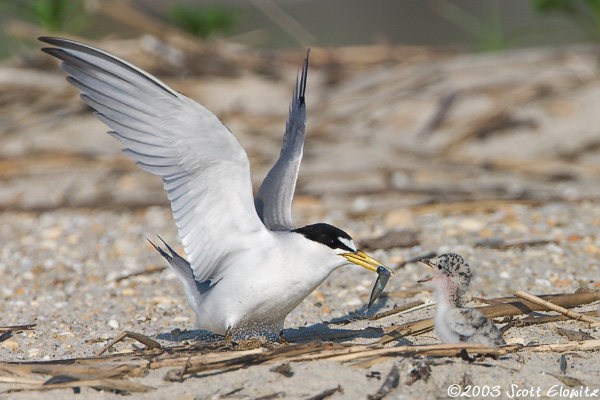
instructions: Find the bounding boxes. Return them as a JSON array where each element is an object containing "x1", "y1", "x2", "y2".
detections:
[{"x1": 366, "y1": 265, "x2": 392, "y2": 310}]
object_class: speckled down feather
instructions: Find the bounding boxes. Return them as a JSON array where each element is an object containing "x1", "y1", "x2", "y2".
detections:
[{"x1": 437, "y1": 305, "x2": 506, "y2": 346}]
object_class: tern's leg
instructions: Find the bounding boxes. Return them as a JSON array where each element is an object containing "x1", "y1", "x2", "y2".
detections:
[
  {"x1": 279, "y1": 330, "x2": 290, "y2": 345},
  {"x1": 225, "y1": 326, "x2": 235, "y2": 344}
]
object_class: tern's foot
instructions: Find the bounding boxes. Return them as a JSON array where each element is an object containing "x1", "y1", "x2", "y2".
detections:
[
  {"x1": 225, "y1": 326, "x2": 236, "y2": 343},
  {"x1": 224, "y1": 327, "x2": 239, "y2": 348},
  {"x1": 224, "y1": 328, "x2": 271, "y2": 349},
  {"x1": 226, "y1": 337, "x2": 271, "y2": 349},
  {"x1": 279, "y1": 330, "x2": 290, "y2": 345}
]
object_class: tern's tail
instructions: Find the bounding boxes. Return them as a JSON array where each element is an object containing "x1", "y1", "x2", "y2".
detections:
[
  {"x1": 148, "y1": 236, "x2": 208, "y2": 314},
  {"x1": 147, "y1": 236, "x2": 194, "y2": 281}
]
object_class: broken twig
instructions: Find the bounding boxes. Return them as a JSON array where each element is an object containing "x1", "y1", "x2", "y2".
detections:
[
  {"x1": 0, "y1": 324, "x2": 36, "y2": 332},
  {"x1": 555, "y1": 327, "x2": 595, "y2": 341},
  {"x1": 306, "y1": 385, "x2": 343, "y2": 400},
  {"x1": 514, "y1": 291, "x2": 600, "y2": 325},
  {"x1": 368, "y1": 364, "x2": 399, "y2": 400},
  {"x1": 114, "y1": 265, "x2": 167, "y2": 282},
  {"x1": 96, "y1": 331, "x2": 161, "y2": 356},
  {"x1": 475, "y1": 238, "x2": 556, "y2": 249},
  {"x1": 527, "y1": 339, "x2": 600, "y2": 353},
  {"x1": 369, "y1": 301, "x2": 425, "y2": 321},
  {"x1": 6, "y1": 378, "x2": 154, "y2": 394}
]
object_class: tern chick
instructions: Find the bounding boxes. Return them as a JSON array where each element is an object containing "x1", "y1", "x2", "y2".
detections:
[
  {"x1": 40, "y1": 37, "x2": 392, "y2": 341},
  {"x1": 419, "y1": 253, "x2": 505, "y2": 346}
]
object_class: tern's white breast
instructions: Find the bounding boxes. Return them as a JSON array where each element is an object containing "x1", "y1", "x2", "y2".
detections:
[{"x1": 192, "y1": 231, "x2": 341, "y2": 336}]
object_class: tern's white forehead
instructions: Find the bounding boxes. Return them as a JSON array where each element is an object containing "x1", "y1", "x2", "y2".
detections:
[{"x1": 338, "y1": 236, "x2": 357, "y2": 252}]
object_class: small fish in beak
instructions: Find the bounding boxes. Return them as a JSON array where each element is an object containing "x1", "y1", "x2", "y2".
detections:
[
  {"x1": 366, "y1": 265, "x2": 393, "y2": 310},
  {"x1": 341, "y1": 250, "x2": 393, "y2": 310}
]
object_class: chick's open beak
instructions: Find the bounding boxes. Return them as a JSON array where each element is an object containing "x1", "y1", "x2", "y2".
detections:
[
  {"x1": 417, "y1": 258, "x2": 434, "y2": 283},
  {"x1": 342, "y1": 251, "x2": 394, "y2": 276}
]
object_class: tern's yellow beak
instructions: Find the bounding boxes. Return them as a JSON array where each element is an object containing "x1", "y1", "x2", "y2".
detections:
[{"x1": 342, "y1": 251, "x2": 394, "y2": 276}]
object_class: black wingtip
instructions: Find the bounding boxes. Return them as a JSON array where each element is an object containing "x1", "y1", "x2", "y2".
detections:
[
  {"x1": 38, "y1": 36, "x2": 70, "y2": 47},
  {"x1": 298, "y1": 48, "x2": 310, "y2": 105},
  {"x1": 40, "y1": 47, "x2": 63, "y2": 57},
  {"x1": 39, "y1": 36, "x2": 60, "y2": 55},
  {"x1": 157, "y1": 235, "x2": 182, "y2": 259},
  {"x1": 147, "y1": 237, "x2": 171, "y2": 261}
]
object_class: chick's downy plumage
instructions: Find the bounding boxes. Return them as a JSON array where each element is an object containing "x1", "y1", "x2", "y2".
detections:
[{"x1": 420, "y1": 253, "x2": 505, "y2": 347}]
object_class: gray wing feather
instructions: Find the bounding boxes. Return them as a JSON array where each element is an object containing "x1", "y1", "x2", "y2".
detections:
[
  {"x1": 40, "y1": 37, "x2": 268, "y2": 283},
  {"x1": 446, "y1": 308, "x2": 506, "y2": 346},
  {"x1": 147, "y1": 238, "x2": 209, "y2": 314},
  {"x1": 148, "y1": 237, "x2": 194, "y2": 281},
  {"x1": 255, "y1": 50, "x2": 309, "y2": 231}
]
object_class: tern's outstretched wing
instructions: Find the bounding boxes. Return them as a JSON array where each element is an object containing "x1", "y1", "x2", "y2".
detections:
[
  {"x1": 40, "y1": 37, "x2": 268, "y2": 282},
  {"x1": 254, "y1": 50, "x2": 309, "y2": 231}
]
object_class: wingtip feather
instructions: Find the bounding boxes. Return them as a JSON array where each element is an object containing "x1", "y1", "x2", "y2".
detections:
[
  {"x1": 157, "y1": 235, "x2": 178, "y2": 258},
  {"x1": 299, "y1": 49, "x2": 310, "y2": 105},
  {"x1": 147, "y1": 237, "x2": 171, "y2": 261},
  {"x1": 38, "y1": 36, "x2": 59, "y2": 45}
]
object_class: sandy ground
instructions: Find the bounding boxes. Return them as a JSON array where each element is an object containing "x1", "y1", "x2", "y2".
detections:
[
  {"x1": 0, "y1": 39, "x2": 600, "y2": 398},
  {"x1": 1, "y1": 202, "x2": 599, "y2": 399}
]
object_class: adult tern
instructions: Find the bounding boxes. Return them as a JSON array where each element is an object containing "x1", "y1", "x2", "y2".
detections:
[{"x1": 40, "y1": 37, "x2": 391, "y2": 340}]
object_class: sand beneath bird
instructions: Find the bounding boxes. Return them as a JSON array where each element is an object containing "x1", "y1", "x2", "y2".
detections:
[{"x1": 1, "y1": 203, "x2": 598, "y2": 399}]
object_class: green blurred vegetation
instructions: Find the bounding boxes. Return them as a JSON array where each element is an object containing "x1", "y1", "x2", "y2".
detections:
[
  {"x1": 531, "y1": 0, "x2": 600, "y2": 40},
  {"x1": 0, "y1": 0, "x2": 597, "y2": 61},
  {"x1": 0, "y1": 0, "x2": 88, "y2": 33},
  {"x1": 166, "y1": 4, "x2": 240, "y2": 39},
  {"x1": 433, "y1": 0, "x2": 517, "y2": 52},
  {"x1": 0, "y1": 0, "x2": 89, "y2": 59}
]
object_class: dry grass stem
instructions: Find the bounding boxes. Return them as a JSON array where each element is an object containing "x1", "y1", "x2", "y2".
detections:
[
  {"x1": 369, "y1": 301, "x2": 426, "y2": 321},
  {"x1": 514, "y1": 291, "x2": 600, "y2": 325},
  {"x1": 96, "y1": 331, "x2": 161, "y2": 356},
  {"x1": 0, "y1": 324, "x2": 36, "y2": 332},
  {"x1": 114, "y1": 265, "x2": 167, "y2": 282},
  {"x1": 527, "y1": 339, "x2": 600, "y2": 352},
  {"x1": 6, "y1": 378, "x2": 154, "y2": 394}
]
